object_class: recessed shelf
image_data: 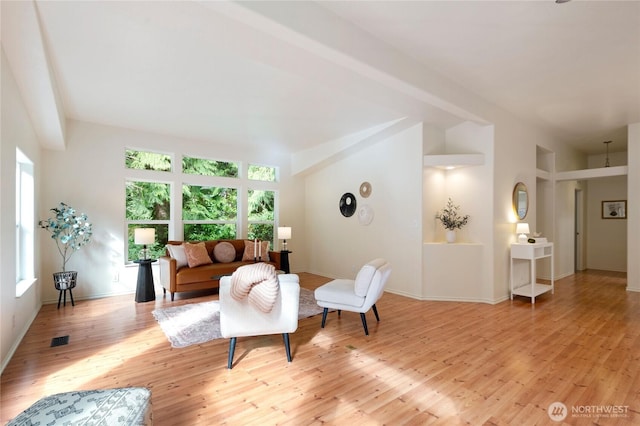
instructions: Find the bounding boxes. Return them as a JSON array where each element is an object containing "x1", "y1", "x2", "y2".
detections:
[{"x1": 423, "y1": 154, "x2": 484, "y2": 169}]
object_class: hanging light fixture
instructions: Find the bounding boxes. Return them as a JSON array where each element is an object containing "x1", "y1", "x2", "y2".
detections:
[{"x1": 603, "y1": 140, "x2": 612, "y2": 167}]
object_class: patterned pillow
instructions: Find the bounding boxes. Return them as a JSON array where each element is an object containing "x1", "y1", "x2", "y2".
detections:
[
  {"x1": 183, "y1": 242, "x2": 213, "y2": 268},
  {"x1": 166, "y1": 244, "x2": 188, "y2": 269},
  {"x1": 242, "y1": 240, "x2": 270, "y2": 262},
  {"x1": 213, "y1": 242, "x2": 236, "y2": 263}
]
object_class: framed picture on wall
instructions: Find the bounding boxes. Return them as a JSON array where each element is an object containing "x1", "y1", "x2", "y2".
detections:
[{"x1": 602, "y1": 200, "x2": 626, "y2": 219}]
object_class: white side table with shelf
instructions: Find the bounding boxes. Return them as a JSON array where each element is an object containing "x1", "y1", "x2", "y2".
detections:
[{"x1": 510, "y1": 242, "x2": 554, "y2": 304}]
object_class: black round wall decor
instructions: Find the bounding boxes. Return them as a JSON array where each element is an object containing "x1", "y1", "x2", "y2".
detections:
[{"x1": 339, "y1": 192, "x2": 357, "y2": 217}]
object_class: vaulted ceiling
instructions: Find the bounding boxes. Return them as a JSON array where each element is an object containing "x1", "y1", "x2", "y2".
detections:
[{"x1": 2, "y1": 1, "x2": 639, "y2": 155}]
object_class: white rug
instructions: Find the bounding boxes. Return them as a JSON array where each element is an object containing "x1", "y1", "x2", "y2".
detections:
[{"x1": 152, "y1": 288, "x2": 324, "y2": 348}]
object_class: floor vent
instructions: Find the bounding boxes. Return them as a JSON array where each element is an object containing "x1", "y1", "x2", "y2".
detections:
[{"x1": 51, "y1": 335, "x2": 69, "y2": 347}]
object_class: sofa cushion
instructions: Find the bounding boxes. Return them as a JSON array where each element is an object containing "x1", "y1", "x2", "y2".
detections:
[
  {"x1": 166, "y1": 244, "x2": 188, "y2": 269},
  {"x1": 184, "y1": 242, "x2": 213, "y2": 268},
  {"x1": 242, "y1": 240, "x2": 270, "y2": 262},
  {"x1": 214, "y1": 242, "x2": 236, "y2": 263}
]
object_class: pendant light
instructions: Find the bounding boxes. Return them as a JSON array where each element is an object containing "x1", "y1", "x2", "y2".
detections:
[{"x1": 603, "y1": 140, "x2": 612, "y2": 167}]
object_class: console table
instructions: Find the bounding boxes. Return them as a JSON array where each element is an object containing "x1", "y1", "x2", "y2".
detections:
[
  {"x1": 510, "y1": 242, "x2": 554, "y2": 304},
  {"x1": 134, "y1": 259, "x2": 156, "y2": 303}
]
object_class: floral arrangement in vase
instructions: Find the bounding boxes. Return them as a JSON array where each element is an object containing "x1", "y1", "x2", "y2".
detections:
[{"x1": 435, "y1": 198, "x2": 470, "y2": 242}]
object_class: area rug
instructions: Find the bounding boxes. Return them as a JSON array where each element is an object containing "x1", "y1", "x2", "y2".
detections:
[{"x1": 152, "y1": 288, "x2": 324, "y2": 348}]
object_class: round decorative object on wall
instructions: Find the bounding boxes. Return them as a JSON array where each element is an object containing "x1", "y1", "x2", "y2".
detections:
[
  {"x1": 359, "y1": 181, "x2": 372, "y2": 198},
  {"x1": 339, "y1": 192, "x2": 357, "y2": 217},
  {"x1": 358, "y1": 204, "x2": 374, "y2": 225}
]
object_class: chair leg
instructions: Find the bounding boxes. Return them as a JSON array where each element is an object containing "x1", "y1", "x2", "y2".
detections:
[
  {"x1": 321, "y1": 308, "x2": 328, "y2": 328},
  {"x1": 63, "y1": 290, "x2": 67, "y2": 307},
  {"x1": 227, "y1": 337, "x2": 237, "y2": 369},
  {"x1": 372, "y1": 304, "x2": 380, "y2": 322},
  {"x1": 69, "y1": 288, "x2": 75, "y2": 306},
  {"x1": 338, "y1": 309, "x2": 341, "y2": 317},
  {"x1": 360, "y1": 313, "x2": 369, "y2": 335},
  {"x1": 57, "y1": 290, "x2": 63, "y2": 309},
  {"x1": 283, "y1": 333, "x2": 292, "y2": 362}
]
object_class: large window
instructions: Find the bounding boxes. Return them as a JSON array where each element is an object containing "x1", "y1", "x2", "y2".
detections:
[
  {"x1": 183, "y1": 185, "x2": 237, "y2": 241},
  {"x1": 125, "y1": 180, "x2": 171, "y2": 261},
  {"x1": 16, "y1": 149, "x2": 35, "y2": 295},
  {"x1": 124, "y1": 151, "x2": 279, "y2": 259}
]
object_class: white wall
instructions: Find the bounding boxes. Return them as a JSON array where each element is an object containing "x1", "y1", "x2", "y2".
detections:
[
  {"x1": 37, "y1": 120, "x2": 307, "y2": 305},
  {"x1": 304, "y1": 123, "x2": 424, "y2": 298},
  {"x1": 626, "y1": 123, "x2": 640, "y2": 291},
  {"x1": 585, "y1": 152, "x2": 628, "y2": 272},
  {"x1": 1, "y1": 49, "x2": 42, "y2": 370}
]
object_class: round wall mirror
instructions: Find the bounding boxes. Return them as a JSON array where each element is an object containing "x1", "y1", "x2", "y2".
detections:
[{"x1": 513, "y1": 182, "x2": 528, "y2": 220}]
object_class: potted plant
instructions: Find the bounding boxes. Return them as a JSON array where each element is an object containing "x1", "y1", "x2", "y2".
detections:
[
  {"x1": 39, "y1": 202, "x2": 93, "y2": 307},
  {"x1": 435, "y1": 198, "x2": 470, "y2": 243}
]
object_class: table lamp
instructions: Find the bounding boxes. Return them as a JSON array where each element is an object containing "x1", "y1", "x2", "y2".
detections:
[
  {"x1": 134, "y1": 228, "x2": 155, "y2": 259},
  {"x1": 516, "y1": 223, "x2": 530, "y2": 243},
  {"x1": 278, "y1": 226, "x2": 291, "y2": 251}
]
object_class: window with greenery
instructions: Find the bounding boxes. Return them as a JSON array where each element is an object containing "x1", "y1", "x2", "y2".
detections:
[
  {"x1": 182, "y1": 156, "x2": 238, "y2": 178},
  {"x1": 183, "y1": 185, "x2": 237, "y2": 241},
  {"x1": 248, "y1": 164, "x2": 276, "y2": 182},
  {"x1": 125, "y1": 181, "x2": 171, "y2": 261},
  {"x1": 247, "y1": 189, "x2": 275, "y2": 248},
  {"x1": 126, "y1": 149, "x2": 171, "y2": 172}
]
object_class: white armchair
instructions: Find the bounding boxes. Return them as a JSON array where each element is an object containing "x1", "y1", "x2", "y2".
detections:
[
  {"x1": 314, "y1": 258, "x2": 391, "y2": 335},
  {"x1": 220, "y1": 273, "x2": 300, "y2": 369}
]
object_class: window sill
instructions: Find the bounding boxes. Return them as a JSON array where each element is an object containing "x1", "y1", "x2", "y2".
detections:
[{"x1": 16, "y1": 278, "x2": 37, "y2": 298}]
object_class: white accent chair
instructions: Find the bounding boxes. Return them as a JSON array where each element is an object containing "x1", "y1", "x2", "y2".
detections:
[
  {"x1": 314, "y1": 259, "x2": 391, "y2": 335},
  {"x1": 219, "y1": 274, "x2": 300, "y2": 369}
]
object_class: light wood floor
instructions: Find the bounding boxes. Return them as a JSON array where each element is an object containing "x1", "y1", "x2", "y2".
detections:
[{"x1": 1, "y1": 270, "x2": 638, "y2": 425}]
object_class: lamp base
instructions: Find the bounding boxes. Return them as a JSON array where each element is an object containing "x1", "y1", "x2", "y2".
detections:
[{"x1": 518, "y1": 234, "x2": 528, "y2": 243}]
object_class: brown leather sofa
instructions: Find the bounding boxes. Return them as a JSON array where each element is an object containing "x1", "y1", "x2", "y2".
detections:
[{"x1": 159, "y1": 239, "x2": 281, "y2": 301}]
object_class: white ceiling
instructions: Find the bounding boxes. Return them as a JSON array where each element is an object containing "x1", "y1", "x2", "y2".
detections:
[{"x1": 2, "y1": 1, "x2": 639, "y2": 155}]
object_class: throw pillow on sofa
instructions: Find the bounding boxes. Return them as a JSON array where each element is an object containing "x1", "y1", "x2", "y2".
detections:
[
  {"x1": 184, "y1": 242, "x2": 214, "y2": 268},
  {"x1": 242, "y1": 240, "x2": 270, "y2": 262},
  {"x1": 166, "y1": 244, "x2": 188, "y2": 269},
  {"x1": 214, "y1": 242, "x2": 236, "y2": 263}
]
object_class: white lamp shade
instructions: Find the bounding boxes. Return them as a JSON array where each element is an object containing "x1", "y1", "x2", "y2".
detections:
[
  {"x1": 277, "y1": 227, "x2": 291, "y2": 240},
  {"x1": 515, "y1": 223, "x2": 530, "y2": 235},
  {"x1": 134, "y1": 228, "x2": 156, "y2": 245}
]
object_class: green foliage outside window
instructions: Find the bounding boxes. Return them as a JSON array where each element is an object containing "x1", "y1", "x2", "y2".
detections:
[
  {"x1": 248, "y1": 189, "x2": 275, "y2": 248},
  {"x1": 184, "y1": 224, "x2": 236, "y2": 241},
  {"x1": 126, "y1": 182, "x2": 171, "y2": 221},
  {"x1": 248, "y1": 164, "x2": 276, "y2": 182},
  {"x1": 248, "y1": 190, "x2": 274, "y2": 221},
  {"x1": 183, "y1": 185, "x2": 238, "y2": 241},
  {"x1": 183, "y1": 185, "x2": 237, "y2": 220},
  {"x1": 126, "y1": 181, "x2": 171, "y2": 261},
  {"x1": 182, "y1": 156, "x2": 238, "y2": 178},
  {"x1": 126, "y1": 149, "x2": 171, "y2": 171}
]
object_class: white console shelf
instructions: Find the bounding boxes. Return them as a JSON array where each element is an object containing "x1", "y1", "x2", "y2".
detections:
[{"x1": 510, "y1": 242, "x2": 554, "y2": 304}]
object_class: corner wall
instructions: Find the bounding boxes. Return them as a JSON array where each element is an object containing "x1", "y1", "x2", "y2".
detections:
[{"x1": 304, "y1": 123, "x2": 424, "y2": 298}]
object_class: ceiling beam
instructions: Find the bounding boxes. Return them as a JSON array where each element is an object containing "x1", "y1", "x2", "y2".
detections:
[{"x1": 1, "y1": 1, "x2": 66, "y2": 150}]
